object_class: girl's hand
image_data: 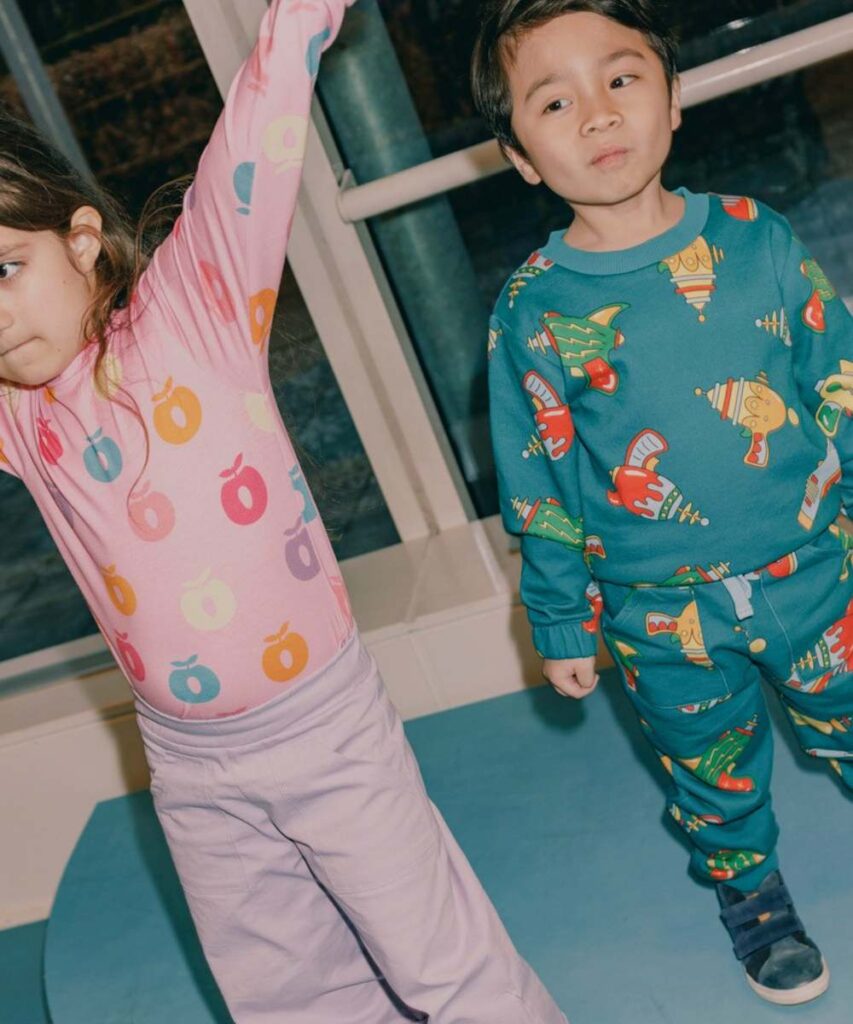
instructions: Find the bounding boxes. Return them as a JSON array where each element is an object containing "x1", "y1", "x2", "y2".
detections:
[{"x1": 543, "y1": 656, "x2": 599, "y2": 699}]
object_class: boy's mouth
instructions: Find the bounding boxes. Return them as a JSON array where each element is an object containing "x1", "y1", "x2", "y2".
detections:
[{"x1": 591, "y1": 146, "x2": 629, "y2": 167}]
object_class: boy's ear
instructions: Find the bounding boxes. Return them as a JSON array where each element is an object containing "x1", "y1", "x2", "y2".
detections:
[
  {"x1": 669, "y1": 75, "x2": 682, "y2": 132},
  {"x1": 67, "y1": 206, "x2": 103, "y2": 275},
  {"x1": 503, "y1": 142, "x2": 543, "y2": 187}
]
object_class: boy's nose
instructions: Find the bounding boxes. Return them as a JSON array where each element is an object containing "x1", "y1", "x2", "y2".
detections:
[{"x1": 581, "y1": 106, "x2": 622, "y2": 136}]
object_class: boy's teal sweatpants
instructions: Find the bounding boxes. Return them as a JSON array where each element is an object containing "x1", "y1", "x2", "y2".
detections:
[{"x1": 600, "y1": 524, "x2": 853, "y2": 891}]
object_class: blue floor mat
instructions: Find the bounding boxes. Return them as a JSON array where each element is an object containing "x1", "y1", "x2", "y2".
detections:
[
  {"x1": 44, "y1": 673, "x2": 853, "y2": 1023},
  {"x1": 0, "y1": 920, "x2": 50, "y2": 1024}
]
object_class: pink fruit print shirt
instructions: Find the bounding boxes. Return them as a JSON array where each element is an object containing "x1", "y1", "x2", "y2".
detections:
[{"x1": 0, "y1": 0, "x2": 358, "y2": 718}]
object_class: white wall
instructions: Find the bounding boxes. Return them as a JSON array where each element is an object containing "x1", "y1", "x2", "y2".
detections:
[{"x1": 0, "y1": 516, "x2": 612, "y2": 929}]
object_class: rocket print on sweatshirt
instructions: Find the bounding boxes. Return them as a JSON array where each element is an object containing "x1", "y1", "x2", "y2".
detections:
[{"x1": 659, "y1": 236, "x2": 724, "y2": 323}]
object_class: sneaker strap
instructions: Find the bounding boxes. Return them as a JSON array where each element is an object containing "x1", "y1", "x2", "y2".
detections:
[{"x1": 720, "y1": 885, "x2": 804, "y2": 961}]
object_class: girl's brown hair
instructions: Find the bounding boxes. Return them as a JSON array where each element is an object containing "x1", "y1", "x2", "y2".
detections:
[
  {"x1": 0, "y1": 111, "x2": 143, "y2": 384},
  {"x1": 0, "y1": 112, "x2": 190, "y2": 496}
]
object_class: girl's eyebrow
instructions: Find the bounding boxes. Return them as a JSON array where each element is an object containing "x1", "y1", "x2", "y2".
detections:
[{"x1": 0, "y1": 245, "x2": 24, "y2": 259}]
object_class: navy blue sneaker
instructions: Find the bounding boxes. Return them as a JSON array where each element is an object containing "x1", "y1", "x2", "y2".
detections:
[{"x1": 717, "y1": 870, "x2": 829, "y2": 1005}]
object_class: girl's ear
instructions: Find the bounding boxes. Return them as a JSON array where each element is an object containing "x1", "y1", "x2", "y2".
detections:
[{"x1": 67, "y1": 206, "x2": 103, "y2": 274}]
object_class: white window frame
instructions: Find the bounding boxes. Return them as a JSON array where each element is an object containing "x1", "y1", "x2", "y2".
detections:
[
  {"x1": 182, "y1": 0, "x2": 473, "y2": 542},
  {"x1": 1, "y1": 1, "x2": 852, "y2": 688},
  {"x1": 338, "y1": 11, "x2": 853, "y2": 222},
  {"x1": 185, "y1": 3, "x2": 853, "y2": 541}
]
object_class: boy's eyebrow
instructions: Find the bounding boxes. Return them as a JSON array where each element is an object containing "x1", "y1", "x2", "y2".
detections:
[
  {"x1": 524, "y1": 72, "x2": 569, "y2": 104},
  {"x1": 602, "y1": 47, "x2": 647, "y2": 66}
]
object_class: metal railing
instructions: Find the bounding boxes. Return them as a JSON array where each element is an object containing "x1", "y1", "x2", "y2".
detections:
[
  {"x1": 337, "y1": 12, "x2": 853, "y2": 223},
  {"x1": 2, "y1": 3, "x2": 853, "y2": 687}
]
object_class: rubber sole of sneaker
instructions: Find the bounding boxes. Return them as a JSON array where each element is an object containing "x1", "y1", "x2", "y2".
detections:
[{"x1": 746, "y1": 958, "x2": 830, "y2": 1006}]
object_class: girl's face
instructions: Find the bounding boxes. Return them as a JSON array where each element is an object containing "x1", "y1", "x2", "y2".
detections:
[{"x1": 0, "y1": 207, "x2": 102, "y2": 388}]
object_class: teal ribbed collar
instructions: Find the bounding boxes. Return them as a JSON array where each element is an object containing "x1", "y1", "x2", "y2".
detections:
[{"x1": 541, "y1": 188, "x2": 710, "y2": 276}]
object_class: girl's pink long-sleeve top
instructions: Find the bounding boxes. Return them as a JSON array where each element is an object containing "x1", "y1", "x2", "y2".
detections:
[{"x1": 0, "y1": 0, "x2": 359, "y2": 718}]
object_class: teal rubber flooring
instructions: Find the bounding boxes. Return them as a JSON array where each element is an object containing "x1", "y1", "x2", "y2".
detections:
[
  {"x1": 25, "y1": 673, "x2": 853, "y2": 1022},
  {"x1": 0, "y1": 919, "x2": 50, "y2": 1024}
]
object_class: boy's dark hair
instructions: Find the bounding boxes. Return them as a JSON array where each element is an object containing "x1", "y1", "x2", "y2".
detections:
[{"x1": 471, "y1": 0, "x2": 678, "y2": 154}]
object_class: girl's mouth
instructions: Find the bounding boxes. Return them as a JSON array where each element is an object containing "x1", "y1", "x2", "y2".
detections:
[{"x1": 0, "y1": 337, "x2": 35, "y2": 357}]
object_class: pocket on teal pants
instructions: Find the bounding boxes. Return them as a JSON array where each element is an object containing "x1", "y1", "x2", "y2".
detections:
[{"x1": 601, "y1": 583, "x2": 732, "y2": 712}]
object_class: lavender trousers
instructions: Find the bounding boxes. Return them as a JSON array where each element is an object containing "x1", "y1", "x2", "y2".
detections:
[{"x1": 136, "y1": 634, "x2": 567, "y2": 1023}]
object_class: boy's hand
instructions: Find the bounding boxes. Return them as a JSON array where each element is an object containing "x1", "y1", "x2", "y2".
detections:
[{"x1": 543, "y1": 656, "x2": 599, "y2": 699}]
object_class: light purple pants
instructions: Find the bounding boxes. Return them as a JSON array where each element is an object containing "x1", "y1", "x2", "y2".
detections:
[{"x1": 136, "y1": 634, "x2": 567, "y2": 1023}]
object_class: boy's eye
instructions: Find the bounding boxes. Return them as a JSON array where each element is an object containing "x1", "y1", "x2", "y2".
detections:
[
  {"x1": 0, "y1": 262, "x2": 22, "y2": 281},
  {"x1": 611, "y1": 74, "x2": 638, "y2": 89},
  {"x1": 543, "y1": 98, "x2": 570, "y2": 114}
]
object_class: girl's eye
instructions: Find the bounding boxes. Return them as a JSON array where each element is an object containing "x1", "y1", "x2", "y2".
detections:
[
  {"x1": 544, "y1": 98, "x2": 570, "y2": 114},
  {"x1": 0, "y1": 262, "x2": 22, "y2": 281},
  {"x1": 611, "y1": 74, "x2": 638, "y2": 89}
]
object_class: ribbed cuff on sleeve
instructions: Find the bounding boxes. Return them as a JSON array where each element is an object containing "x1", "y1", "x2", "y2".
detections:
[{"x1": 531, "y1": 619, "x2": 599, "y2": 661}]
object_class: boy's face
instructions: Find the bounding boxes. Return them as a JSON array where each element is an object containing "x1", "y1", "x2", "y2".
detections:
[{"x1": 503, "y1": 11, "x2": 681, "y2": 207}]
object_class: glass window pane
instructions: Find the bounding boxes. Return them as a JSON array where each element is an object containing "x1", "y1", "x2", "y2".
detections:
[
  {"x1": 320, "y1": 7, "x2": 853, "y2": 517},
  {"x1": 0, "y1": 51, "x2": 26, "y2": 119},
  {"x1": 0, "y1": 1, "x2": 398, "y2": 668},
  {"x1": 373, "y1": 0, "x2": 853, "y2": 157}
]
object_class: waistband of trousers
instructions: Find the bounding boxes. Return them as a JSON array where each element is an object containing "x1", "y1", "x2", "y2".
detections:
[{"x1": 134, "y1": 631, "x2": 372, "y2": 753}]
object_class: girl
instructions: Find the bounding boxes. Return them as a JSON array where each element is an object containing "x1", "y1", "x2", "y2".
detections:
[{"x1": 0, "y1": 1, "x2": 567, "y2": 1022}]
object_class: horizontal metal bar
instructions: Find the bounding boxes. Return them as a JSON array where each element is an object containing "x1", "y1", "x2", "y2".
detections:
[
  {"x1": 0, "y1": 0, "x2": 93, "y2": 178},
  {"x1": 338, "y1": 12, "x2": 853, "y2": 223}
]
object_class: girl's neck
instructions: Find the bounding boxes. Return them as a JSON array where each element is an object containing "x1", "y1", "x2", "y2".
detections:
[{"x1": 563, "y1": 179, "x2": 684, "y2": 253}]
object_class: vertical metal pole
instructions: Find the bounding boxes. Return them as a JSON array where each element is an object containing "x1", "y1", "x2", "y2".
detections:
[
  {"x1": 317, "y1": 0, "x2": 494, "y2": 508},
  {"x1": 0, "y1": 0, "x2": 92, "y2": 178}
]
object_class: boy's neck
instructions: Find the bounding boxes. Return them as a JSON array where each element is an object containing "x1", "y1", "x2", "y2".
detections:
[{"x1": 562, "y1": 179, "x2": 684, "y2": 253}]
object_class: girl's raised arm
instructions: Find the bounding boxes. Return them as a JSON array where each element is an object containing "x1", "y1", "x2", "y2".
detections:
[{"x1": 140, "y1": 0, "x2": 353, "y2": 377}]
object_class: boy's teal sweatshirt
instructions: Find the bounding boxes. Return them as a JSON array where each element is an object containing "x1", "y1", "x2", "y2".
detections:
[{"x1": 489, "y1": 189, "x2": 852, "y2": 661}]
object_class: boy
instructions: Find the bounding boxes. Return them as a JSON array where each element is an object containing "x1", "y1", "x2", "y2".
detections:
[{"x1": 472, "y1": 0, "x2": 852, "y2": 1006}]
